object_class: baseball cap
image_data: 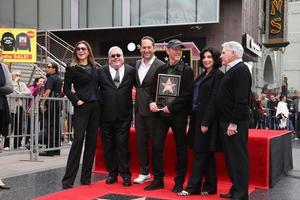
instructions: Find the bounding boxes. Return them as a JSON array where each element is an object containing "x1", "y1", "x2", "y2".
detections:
[{"x1": 167, "y1": 39, "x2": 185, "y2": 49}]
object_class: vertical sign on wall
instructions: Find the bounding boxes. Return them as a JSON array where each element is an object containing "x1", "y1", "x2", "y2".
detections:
[
  {"x1": 263, "y1": 0, "x2": 289, "y2": 48},
  {"x1": 0, "y1": 28, "x2": 37, "y2": 63}
]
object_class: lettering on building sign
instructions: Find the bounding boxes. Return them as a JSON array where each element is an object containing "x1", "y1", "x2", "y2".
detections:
[
  {"x1": 270, "y1": 0, "x2": 283, "y2": 36},
  {"x1": 242, "y1": 33, "x2": 262, "y2": 57},
  {"x1": 263, "y1": 0, "x2": 289, "y2": 48}
]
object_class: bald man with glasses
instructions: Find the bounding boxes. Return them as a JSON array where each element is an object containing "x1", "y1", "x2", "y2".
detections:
[{"x1": 99, "y1": 46, "x2": 136, "y2": 187}]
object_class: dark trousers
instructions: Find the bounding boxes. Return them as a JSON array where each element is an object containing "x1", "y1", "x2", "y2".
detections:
[
  {"x1": 0, "y1": 109, "x2": 10, "y2": 148},
  {"x1": 12, "y1": 106, "x2": 24, "y2": 148},
  {"x1": 101, "y1": 119, "x2": 132, "y2": 178},
  {"x1": 220, "y1": 121, "x2": 249, "y2": 200},
  {"x1": 151, "y1": 114, "x2": 188, "y2": 184},
  {"x1": 185, "y1": 151, "x2": 217, "y2": 193},
  {"x1": 134, "y1": 112, "x2": 153, "y2": 175},
  {"x1": 296, "y1": 112, "x2": 300, "y2": 138},
  {"x1": 62, "y1": 101, "x2": 100, "y2": 186},
  {"x1": 43, "y1": 102, "x2": 60, "y2": 153}
]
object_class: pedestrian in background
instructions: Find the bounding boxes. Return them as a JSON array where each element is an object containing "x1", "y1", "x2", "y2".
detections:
[
  {"x1": 39, "y1": 62, "x2": 62, "y2": 156},
  {"x1": 0, "y1": 44, "x2": 13, "y2": 189}
]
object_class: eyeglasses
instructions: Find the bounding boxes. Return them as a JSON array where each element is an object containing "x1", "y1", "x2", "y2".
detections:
[
  {"x1": 47, "y1": 66, "x2": 53, "y2": 69},
  {"x1": 76, "y1": 47, "x2": 87, "y2": 52},
  {"x1": 110, "y1": 54, "x2": 122, "y2": 58},
  {"x1": 15, "y1": 74, "x2": 21, "y2": 76}
]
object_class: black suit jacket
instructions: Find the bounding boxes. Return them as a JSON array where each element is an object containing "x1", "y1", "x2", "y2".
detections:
[
  {"x1": 188, "y1": 68, "x2": 224, "y2": 151},
  {"x1": 135, "y1": 57, "x2": 164, "y2": 117},
  {"x1": 63, "y1": 65, "x2": 101, "y2": 106},
  {"x1": 99, "y1": 64, "x2": 136, "y2": 122},
  {"x1": 217, "y1": 62, "x2": 252, "y2": 124}
]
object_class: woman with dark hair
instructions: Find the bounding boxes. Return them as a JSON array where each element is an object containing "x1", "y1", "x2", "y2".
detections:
[
  {"x1": 29, "y1": 77, "x2": 44, "y2": 97},
  {"x1": 178, "y1": 47, "x2": 224, "y2": 196},
  {"x1": 62, "y1": 40, "x2": 101, "y2": 189}
]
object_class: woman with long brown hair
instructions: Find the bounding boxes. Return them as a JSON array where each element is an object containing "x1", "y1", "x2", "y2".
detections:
[{"x1": 62, "y1": 40, "x2": 101, "y2": 189}]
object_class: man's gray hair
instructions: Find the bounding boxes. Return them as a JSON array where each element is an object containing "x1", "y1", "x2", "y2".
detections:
[
  {"x1": 222, "y1": 41, "x2": 244, "y2": 59},
  {"x1": 11, "y1": 70, "x2": 22, "y2": 76},
  {"x1": 108, "y1": 46, "x2": 123, "y2": 56}
]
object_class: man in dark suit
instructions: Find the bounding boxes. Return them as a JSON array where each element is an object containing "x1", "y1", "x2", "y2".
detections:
[
  {"x1": 99, "y1": 46, "x2": 136, "y2": 187},
  {"x1": 217, "y1": 41, "x2": 252, "y2": 200},
  {"x1": 294, "y1": 91, "x2": 300, "y2": 139},
  {"x1": 144, "y1": 39, "x2": 194, "y2": 192},
  {"x1": 133, "y1": 36, "x2": 164, "y2": 184}
]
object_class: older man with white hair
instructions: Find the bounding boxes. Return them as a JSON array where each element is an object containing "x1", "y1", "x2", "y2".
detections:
[
  {"x1": 99, "y1": 46, "x2": 136, "y2": 187},
  {"x1": 217, "y1": 41, "x2": 252, "y2": 200},
  {"x1": 10, "y1": 70, "x2": 30, "y2": 149}
]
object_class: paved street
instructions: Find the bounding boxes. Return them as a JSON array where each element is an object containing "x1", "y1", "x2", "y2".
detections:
[{"x1": 0, "y1": 140, "x2": 300, "y2": 200}]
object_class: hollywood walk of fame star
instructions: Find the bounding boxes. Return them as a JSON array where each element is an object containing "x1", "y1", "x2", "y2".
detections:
[{"x1": 162, "y1": 78, "x2": 176, "y2": 93}]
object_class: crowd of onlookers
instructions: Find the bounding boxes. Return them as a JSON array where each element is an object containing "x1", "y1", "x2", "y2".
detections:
[
  {"x1": 249, "y1": 90, "x2": 300, "y2": 139},
  {"x1": 2, "y1": 63, "x2": 65, "y2": 155}
]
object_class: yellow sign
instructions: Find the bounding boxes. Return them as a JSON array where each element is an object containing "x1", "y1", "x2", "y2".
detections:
[{"x1": 0, "y1": 28, "x2": 36, "y2": 63}]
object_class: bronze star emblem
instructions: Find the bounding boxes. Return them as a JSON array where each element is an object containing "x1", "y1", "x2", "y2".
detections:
[{"x1": 162, "y1": 78, "x2": 176, "y2": 93}]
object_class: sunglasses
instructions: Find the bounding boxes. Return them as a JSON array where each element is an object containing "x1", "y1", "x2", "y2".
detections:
[
  {"x1": 47, "y1": 66, "x2": 53, "y2": 68},
  {"x1": 110, "y1": 54, "x2": 122, "y2": 58},
  {"x1": 76, "y1": 47, "x2": 87, "y2": 52}
]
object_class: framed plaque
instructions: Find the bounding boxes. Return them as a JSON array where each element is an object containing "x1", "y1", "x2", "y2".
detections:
[{"x1": 155, "y1": 73, "x2": 181, "y2": 109}]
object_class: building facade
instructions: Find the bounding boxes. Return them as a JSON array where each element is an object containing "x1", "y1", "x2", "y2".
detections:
[
  {"x1": 0, "y1": 0, "x2": 290, "y2": 94},
  {"x1": 281, "y1": 0, "x2": 300, "y2": 93}
]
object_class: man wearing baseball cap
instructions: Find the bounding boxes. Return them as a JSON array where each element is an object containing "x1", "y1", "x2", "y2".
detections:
[{"x1": 145, "y1": 39, "x2": 194, "y2": 192}]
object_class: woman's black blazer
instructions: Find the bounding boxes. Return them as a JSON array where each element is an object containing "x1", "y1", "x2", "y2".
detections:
[{"x1": 188, "y1": 68, "x2": 224, "y2": 152}]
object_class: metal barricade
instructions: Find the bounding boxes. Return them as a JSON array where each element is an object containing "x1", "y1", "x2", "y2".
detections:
[{"x1": 4, "y1": 94, "x2": 73, "y2": 161}]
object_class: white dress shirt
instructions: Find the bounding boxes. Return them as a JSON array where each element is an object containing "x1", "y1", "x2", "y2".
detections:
[
  {"x1": 138, "y1": 56, "x2": 155, "y2": 84},
  {"x1": 109, "y1": 64, "x2": 125, "y2": 83},
  {"x1": 226, "y1": 58, "x2": 243, "y2": 72}
]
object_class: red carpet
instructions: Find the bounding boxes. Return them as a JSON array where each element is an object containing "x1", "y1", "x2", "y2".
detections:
[
  {"x1": 35, "y1": 129, "x2": 289, "y2": 200},
  {"x1": 95, "y1": 128, "x2": 290, "y2": 189},
  {"x1": 35, "y1": 176, "x2": 254, "y2": 200}
]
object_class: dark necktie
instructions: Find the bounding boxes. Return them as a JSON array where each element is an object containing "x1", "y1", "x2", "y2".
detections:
[{"x1": 113, "y1": 69, "x2": 120, "y2": 87}]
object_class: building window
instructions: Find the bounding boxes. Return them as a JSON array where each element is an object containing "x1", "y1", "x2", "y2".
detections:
[
  {"x1": 130, "y1": 0, "x2": 219, "y2": 26},
  {"x1": 168, "y1": 0, "x2": 195, "y2": 24},
  {"x1": 87, "y1": 0, "x2": 113, "y2": 27},
  {"x1": 140, "y1": 0, "x2": 167, "y2": 25}
]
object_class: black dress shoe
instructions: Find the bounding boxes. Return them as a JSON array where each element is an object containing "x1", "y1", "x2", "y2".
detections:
[
  {"x1": 172, "y1": 183, "x2": 183, "y2": 193},
  {"x1": 0, "y1": 186, "x2": 10, "y2": 190},
  {"x1": 53, "y1": 150, "x2": 61, "y2": 155},
  {"x1": 81, "y1": 181, "x2": 91, "y2": 185},
  {"x1": 144, "y1": 180, "x2": 164, "y2": 191},
  {"x1": 123, "y1": 178, "x2": 132, "y2": 187},
  {"x1": 39, "y1": 152, "x2": 55, "y2": 156},
  {"x1": 106, "y1": 176, "x2": 117, "y2": 184},
  {"x1": 62, "y1": 184, "x2": 73, "y2": 189},
  {"x1": 220, "y1": 193, "x2": 233, "y2": 198}
]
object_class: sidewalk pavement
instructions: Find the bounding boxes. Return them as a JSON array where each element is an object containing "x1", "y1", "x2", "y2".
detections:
[{"x1": 0, "y1": 148, "x2": 70, "y2": 179}]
